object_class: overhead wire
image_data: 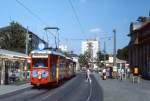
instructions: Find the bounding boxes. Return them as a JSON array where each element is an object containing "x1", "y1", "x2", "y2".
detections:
[
  {"x1": 68, "y1": 0, "x2": 85, "y2": 34},
  {"x1": 15, "y1": 0, "x2": 58, "y2": 47},
  {"x1": 15, "y1": 0, "x2": 48, "y2": 27},
  {"x1": 16, "y1": 0, "x2": 85, "y2": 50}
]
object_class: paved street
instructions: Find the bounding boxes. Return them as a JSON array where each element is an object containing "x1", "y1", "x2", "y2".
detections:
[
  {"x1": 1, "y1": 73, "x2": 150, "y2": 101},
  {"x1": 0, "y1": 73, "x2": 103, "y2": 101},
  {"x1": 0, "y1": 83, "x2": 31, "y2": 96},
  {"x1": 94, "y1": 73, "x2": 150, "y2": 101}
]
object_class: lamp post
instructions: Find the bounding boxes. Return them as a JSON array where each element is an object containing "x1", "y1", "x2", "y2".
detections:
[
  {"x1": 113, "y1": 29, "x2": 116, "y2": 66},
  {"x1": 44, "y1": 27, "x2": 60, "y2": 49},
  {"x1": 25, "y1": 26, "x2": 29, "y2": 80},
  {"x1": 103, "y1": 41, "x2": 106, "y2": 68},
  {"x1": 25, "y1": 26, "x2": 29, "y2": 55}
]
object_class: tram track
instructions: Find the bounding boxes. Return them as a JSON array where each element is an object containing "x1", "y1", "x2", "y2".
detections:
[
  {"x1": 46, "y1": 74, "x2": 85, "y2": 101},
  {"x1": 0, "y1": 74, "x2": 80, "y2": 101},
  {"x1": 28, "y1": 74, "x2": 82, "y2": 101},
  {"x1": 0, "y1": 73, "x2": 102, "y2": 101}
]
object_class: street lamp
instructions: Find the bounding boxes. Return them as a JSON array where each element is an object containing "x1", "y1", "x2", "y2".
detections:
[
  {"x1": 44, "y1": 27, "x2": 60, "y2": 49},
  {"x1": 113, "y1": 29, "x2": 116, "y2": 66}
]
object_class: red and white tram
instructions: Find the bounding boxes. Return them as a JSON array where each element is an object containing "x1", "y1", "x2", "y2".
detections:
[{"x1": 29, "y1": 49, "x2": 76, "y2": 86}]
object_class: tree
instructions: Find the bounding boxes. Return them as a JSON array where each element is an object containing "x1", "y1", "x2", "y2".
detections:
[
  {"x1": 78, "y1": 54, "x2": 88, "y2": 68},
  {"x1": 78, "y1": 50, "x2": 93, "y2": 69},
  {"x1": 137, "y1": 16, "x2": 147, "y2": 22},
  {"x1": 117, "y1": 46, "x2": 128, "y2": 61},
  {"x1": 86, "y1": 42, "x2": 94, "y2": 68},
  {"x1": 0, "y1": 21, "x2": 26, "y2": 53},
  {"x1": 96, "y1": 51, "x2": 109, "y2": 68}
]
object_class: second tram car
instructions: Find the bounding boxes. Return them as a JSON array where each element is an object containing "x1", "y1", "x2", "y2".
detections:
[{"x1": 29, "y1": 49, "x2": 76, "y2": 86}]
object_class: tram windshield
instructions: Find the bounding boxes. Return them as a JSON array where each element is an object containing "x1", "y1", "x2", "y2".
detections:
[{"x1": 32, "y1": 58, "x2": 48, "y2": 68}]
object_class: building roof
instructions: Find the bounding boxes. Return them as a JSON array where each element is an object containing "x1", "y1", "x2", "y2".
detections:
[
  {"x1": 0, "y1": 49, "x2": 28, "y2": 59},
  {"x1": 105, "y1": 57, "x2": 126, "y2": 64},
  {"x1": 116, "y1": 58, "x2": 127, "y2": 63},
  {"x1": 132, "y1": 18, "x2": 150, "y2": 32}
]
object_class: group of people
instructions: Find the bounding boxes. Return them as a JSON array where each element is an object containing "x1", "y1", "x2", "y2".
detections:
[
  {"x1": 101, "y1": 68, "x2": 113, "y2": 80},
  {"x1": 101, "y1": 67, "x2": 131, "y2": 80},
  {"x1": 84, "y1": 67, "x2": 131, "y2": 82}
]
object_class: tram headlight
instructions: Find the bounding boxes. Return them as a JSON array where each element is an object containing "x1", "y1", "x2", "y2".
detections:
[
  {"x1": 42, "y1": 70, "x2": 48, "y2": 77},
  {"x1": 32, "y1": 70, "x2": 38, "y2": 77}
]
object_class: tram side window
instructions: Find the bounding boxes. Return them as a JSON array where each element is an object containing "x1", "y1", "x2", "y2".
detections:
[{"x1": 32, "y1": 58, "x2": 48, "y2": 68}]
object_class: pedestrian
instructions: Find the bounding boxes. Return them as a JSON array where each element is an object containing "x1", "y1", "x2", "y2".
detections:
[
  {"x1": 120, "y1": 69, "x2": 124, "y2": 80},
  {"x1": 86, "y1": 68, "x2": 91, "y2": 82},
  {"x1": 127, "y1": 68, "x2": 131, "y2": 79},
  {"x1": 117, "y1": 68, "x2": 121, "y2": 80},
  {"x1": 109, "y1": 67, "x2": 113, "y2": 78},
  {"x1": 106, "y1": 68, "x2": 109, "y2": 79},
  {"x1": 102, "y1": 68, "x2": 106, "y2": 80}
]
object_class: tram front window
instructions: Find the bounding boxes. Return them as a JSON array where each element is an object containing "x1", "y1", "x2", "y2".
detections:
[{"x1": 32, "y1": 58, "x2": 48, "y2": 68}]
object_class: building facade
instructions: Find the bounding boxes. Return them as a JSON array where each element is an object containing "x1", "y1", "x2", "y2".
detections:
[
  {"x1": 28, "y1": 32, "x2": 48, "y2": 50},
  {"x1": 0, "y1": 49, "x2": 28, "y2": 85},
  {"x1": 0, "y1": 22, "x2": 48, "y2": 85},
  {"x1": 128, "y1": 18, "x2": 150, "y2": 78},
  {"x1": 81, "y1": 39, "x2": 100, "y2": 69}
]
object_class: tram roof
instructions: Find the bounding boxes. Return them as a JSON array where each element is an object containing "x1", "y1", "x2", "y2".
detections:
[{"x1": 0, "y1": 49, "x2": 28, "y2": 59}]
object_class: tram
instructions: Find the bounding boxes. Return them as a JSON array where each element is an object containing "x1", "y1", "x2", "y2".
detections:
[{"x1": 29, "y1": 48, "x2": 76, "y2": 86}]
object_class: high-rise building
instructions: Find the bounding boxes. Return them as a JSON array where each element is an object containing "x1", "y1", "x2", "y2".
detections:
[{"x1": 81, "y1": 39, "x2": 100, "y2": 69}]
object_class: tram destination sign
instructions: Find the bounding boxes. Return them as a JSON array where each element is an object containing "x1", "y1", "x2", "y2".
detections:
[{"x1": 32, "y1": 53, "x2": 48, "y2": 58}]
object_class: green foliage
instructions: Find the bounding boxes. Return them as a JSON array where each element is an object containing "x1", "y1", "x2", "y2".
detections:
[
  {"x1": 0, "y1": 21, "x2": 26, "y2": 53},
  {"x1": 78, "y1": 54, "x2": 88, "y2": 68},
  {"x1": 78, "y1": 50, "x2": 110, "y2": 69},
  {"x1": 78, "y1": 50, "x2": 92, "y2": 68},
  {"x1": 96, "y1": 51, "x2": 109, "y2": 68},
  {"x1": 117, "y1": 46, "x2": 128, "y2": 61},
  {"x1": 137, "y1": 16, "x2": 147, "y2": 22}
]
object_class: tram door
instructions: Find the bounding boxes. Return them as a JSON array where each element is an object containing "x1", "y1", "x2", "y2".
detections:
[{"x1": 50, "y1": 55, "x2": 57, "y2": 80}]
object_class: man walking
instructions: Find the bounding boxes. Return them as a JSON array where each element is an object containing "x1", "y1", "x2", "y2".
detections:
[{"x1": 86, "y1": 68, "x2": 91, "y2": 83}]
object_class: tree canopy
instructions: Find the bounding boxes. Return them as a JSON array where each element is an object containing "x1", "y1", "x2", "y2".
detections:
[
  {"x1": 96, "y1": 51, "x2": 109, "y2": 68},
  {"x1": 137, "y1": 16, "x2": 147, "y2": 22},
  {"x1": 0, "y1": 21, "x2": 26, "y2": 53},
  {"x1": 78, "y1": 50, "x2": 109, "y2": 69},
  {"x1": 116, "y1": 46, "x2": 128, "y2": 61}
]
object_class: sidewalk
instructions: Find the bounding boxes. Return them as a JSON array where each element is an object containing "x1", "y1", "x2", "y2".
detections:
[
  {"x1": 0, "y1": 83, "x2": 32, "y2": 96},
  {"x1": 94, "y1": 73, "x2": 150, "y2": 101}
]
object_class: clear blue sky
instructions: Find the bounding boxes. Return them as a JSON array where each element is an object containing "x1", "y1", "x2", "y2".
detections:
[{"x1": 0, "y1": 0, "x2": 150, "y2": 54}]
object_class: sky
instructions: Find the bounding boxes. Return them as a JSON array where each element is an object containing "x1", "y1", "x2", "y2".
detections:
[{"x1": 0, "y1": 0, "x2": 150, "y2": 54}]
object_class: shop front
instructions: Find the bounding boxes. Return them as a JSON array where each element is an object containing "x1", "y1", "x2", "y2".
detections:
[{"x1": 0, "y1": 49, "x2": 28, "y2": 85}]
